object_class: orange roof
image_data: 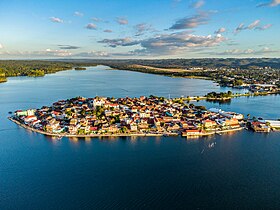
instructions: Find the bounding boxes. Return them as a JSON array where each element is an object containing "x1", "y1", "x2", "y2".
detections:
[{"x1": 186, "y1": 130, "x2": 200, "y2": 132}]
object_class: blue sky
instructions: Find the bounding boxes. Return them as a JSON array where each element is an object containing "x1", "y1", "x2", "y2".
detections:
[{"x1": 0, "y1": 0, "x2": 279, "y2": 59}]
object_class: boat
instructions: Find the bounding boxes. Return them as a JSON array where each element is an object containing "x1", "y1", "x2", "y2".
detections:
[{"x1": 208, "y1": 142, "x2": 215, "y2": 148}]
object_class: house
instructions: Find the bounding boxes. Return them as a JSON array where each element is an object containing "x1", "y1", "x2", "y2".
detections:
[
  {"x1": 70, "y1": 118, "x2": 78, "y2": 126},
  {"x1": 167, "y1": 123, "x2": 180, "y2": 131},
  {"x1": 251, "y1": 121, "x2": 270, "y2": 132},
  {"x1": 203, "y1": 120, "x2": 217, "y2": 129},
  {"x1": 92, "y1": 99, "x2": 104, "y2": 107},
  {"x1": 130, "y1": 123, "x2": 138, "y2": 131},
  {"x1": 31, "y1": 120, "x2": 41, "y2": 126},
  {"x1": 68, "y1": 125, "x2": 78, "y2": 134},
  {"x1": 16, "y1": 109, "x2": 35, "y2": 117},
  {"x1": 24, "y1": 115, "x2": 37, "y2": 123},
  {"x1": 90, "y1": 126, "x2": 98, "y2": 132},
  {"x1": 108, "y1": 125, "x2": 119, "y2": 133},
  {"x1": 225, "y1": 118, "x2": 239, "y2": 127},
  {"x1": 183, "y1": 129, "x2": 201, "y2": 136},
  {"x1": 180, "y1": 121, "x2": 189, "y2": 129},
  {"x1": 80, "y1": 118, "x2": 88, "y2": 126},
  {"x1": 138, "y1": 123, "x2": 149, "y2": 130}
]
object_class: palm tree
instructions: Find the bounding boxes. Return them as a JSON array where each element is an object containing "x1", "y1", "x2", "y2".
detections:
[{"x1": 247, "y1": 114, "x2": 250, "y2": 120}]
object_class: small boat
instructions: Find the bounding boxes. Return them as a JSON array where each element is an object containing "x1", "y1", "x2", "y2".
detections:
[
  {"x1": 208, "y1": 143, "x2": 215, "y2": 148},
  {"x1": 57, "y1": 135, "x2": 63, "y2": 140}
]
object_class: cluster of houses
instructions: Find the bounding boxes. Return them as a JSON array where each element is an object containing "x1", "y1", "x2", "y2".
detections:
[
  {"x1": 215, "y1": 68, "x2": 280, "y2": 91},
  {"x1": 13, "y1": 96, "x2": 245, "y2": 137},
  {"x1": 249, "y1": 84, "x2": 278, "y2": 93},
  {"x1": 250, "y1": 119, "x2": 280, "y2": 133}
]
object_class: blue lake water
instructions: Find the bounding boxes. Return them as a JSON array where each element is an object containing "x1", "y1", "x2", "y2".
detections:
[{"x1": 0, "y1": 66, "x2": 280, "y2": 209}]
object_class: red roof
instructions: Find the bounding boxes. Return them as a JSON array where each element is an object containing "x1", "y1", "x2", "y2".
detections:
[
  {"x1": 25, "y1": 115, "x2": 36, "y2": 119},
  {"x1": 186, "y1": 129, "x2": 200, "y2": 132},
  {"x1": 252, "y1": 121, "x2": 263, "y2": 126}
]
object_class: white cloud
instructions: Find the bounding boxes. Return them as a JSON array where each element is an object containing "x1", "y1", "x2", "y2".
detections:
[
  {"x1": 256, "y1": 24, "x2": 272, "y2": 30},
  {"x1": 98, "y1": 37, "x2": 139, "y2": 48},
  {"x1": 0, "y1": 43, "x2": 3, "y2": 49},
  {"x1": 74, "y1": 11, "x2": 84, "y2": 17},
  {"x1": 76, "y1": 51, "x2": 109, "y2": 57},
  {"x1": 214, "y1": 47, "x2": 278, "y2": 55},
  {"x1": 116, "y1": 17, "x2": 128, "y2": 25},
  {"x1": 85, "y1": 23, "x2": 97, "y2": 30},
  {"x1": 103, "y1": 29, "x2": 113, "y2": 33},
  {"x1": 215, "y1": 27, "x2": 226, "y2": 34},
  {"x1": 258, "y1": 0, "x2": 280, "y2": 7},
  {"x1": 134, "y1": 23, "x2": 154, "y2": 36},
  {"x1": 234, "y1": 20, "x2": 271, "y2": 34},
  {"x1": 190, "y1": 0, "x2": 205, "y2": 9},
  {"x1": 98, "y1": 31, "x2": 227, "y2": 55},
  {"x1": 50, "y1": 17, "x2": 63, "y2": 23},
  {"x1": 0, "y1": 49, "x2": 73, "y2": 58},
  {"x1": 45, "y1": 49, "x2": 72, "y2": 56},
  {"x1": 247, "y1": 20, "x2": 260, "y2": 29},
  {"x1": 169, "y1": 11, "x2": 211, "y2": 30}
]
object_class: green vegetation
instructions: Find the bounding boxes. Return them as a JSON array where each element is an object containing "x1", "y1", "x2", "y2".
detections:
[
  {"x1": 0, "y1": 70, "x2": 7, "y2": 83},
  {"x1": 0, "y1": 60, "x2": 97, "y2": 83},
  {"x1": 232, "y1": 79, "x2": 243, "y2": 86},
  {"x1": 1, "y1": 58, "x2": 280, "y2": 89},
  {"x1": 205, "y1": 91, "x2": 233, "y2": 100},
  {"x1": 27, "y1": 70, "x2": 45, "y2": 77}
]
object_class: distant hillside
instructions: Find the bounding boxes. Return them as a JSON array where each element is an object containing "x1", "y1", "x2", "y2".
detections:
[{"x1": 57, "y1": 58, "x2": 280, "y2": 69}]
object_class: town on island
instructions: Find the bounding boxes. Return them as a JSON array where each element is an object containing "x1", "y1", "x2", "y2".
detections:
[{"x1": 9, "y1": 95, "x2": 280, "y2": 138}]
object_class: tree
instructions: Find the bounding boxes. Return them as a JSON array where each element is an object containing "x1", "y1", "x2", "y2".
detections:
[{"x1": 247, "y1": 114, "x2": 250, "y2": 120}]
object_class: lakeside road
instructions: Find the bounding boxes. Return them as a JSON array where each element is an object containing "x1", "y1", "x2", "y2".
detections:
[{"x1": 9, "y1": 117, "x2": 244, "y2": 138}]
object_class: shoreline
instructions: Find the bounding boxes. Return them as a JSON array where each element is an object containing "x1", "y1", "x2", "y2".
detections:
[{"x1": 8, "y1": 117, "x2": 244, "y2": 138}]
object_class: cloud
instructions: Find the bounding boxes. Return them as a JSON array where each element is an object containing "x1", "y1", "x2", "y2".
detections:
[
  {"x1": 257, "y1": 0, "x2": 280, "y2": 7},
  {"x1": 98, "y1": 37, "x2": 140, "y2": 48},
  {"x1": 234, "y1": 20, "x2": 271, "y2": 34},
  {"x1": 214, "y1": 27, "x2": 226, "y2": 34},
  {"x1": 0, "y1": 43, "x2": 3, "y2": 49},
  {"x1": 91, "y1": 17, "x2": 103, "y2": 22},
  {"x1": 190, "y1": 0, "x2": 205, "y2": 9},
  {"x1": 75, "y1": 51, "x2": 109, "y2": 57},
  {"x1": 50, "y1": 17, "x2": 63, "y2": 23},
  {"x1": 213, "y1": 47, "x2": 278, "y2": 55},
  {"x1": 85, "y1": 23, "x2": 97, "y2": 30},
  {"x1": 234, "y1": 23, "x2": 245, "y2": 34},
  {"x1": 256, "y1": 24, "x2": 272, "y2": 30},
  {"x1": 0, "y1": 49, "x2": 73, "y2": 57},
  {"x1": 138, "y1": 32, "x2": 226, "y2": 55},
  {"x1": 45, "y1": 49, "x2": 72, "y2": 56},
  {"x1": 134, "y1": 23, "x2": 154, "y2": 36},
  {"x1": 169, "y1": 11, "x2": 211, "y2": 30},
  {"x1": 74, "y1": 11, "x2": 84, "y2": 17},
  {"x1": 98, "y1": 31, "x2": 226, "y2": 56},
  {"x1": 247, "y1": 20, "x2": 260, "y2": 29},
  {"x1": 116, "y1": 17, "x2": 128, "y2": 25},
  {"x1": 172, "y1": 0, "x2": 182, "y2": 7},
  {"x1": 57, "y1": 45, "x2": 80, "y2": 50},
  {"x1": 103, "y1": 29, "x2": 113, "y2": 33}
]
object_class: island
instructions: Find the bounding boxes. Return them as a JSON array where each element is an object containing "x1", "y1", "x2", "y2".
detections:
[{"x1": 9, "y1": 95, "x2": 247, "y2": 138}]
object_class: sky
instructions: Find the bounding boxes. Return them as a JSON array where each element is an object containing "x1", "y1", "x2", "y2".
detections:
[{"x1": 0, "y1": 0, "x2": 279, "y2": 59}]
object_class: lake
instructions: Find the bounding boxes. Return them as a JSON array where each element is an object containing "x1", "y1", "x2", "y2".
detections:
[{"x1": 1, "y1": 66, "x2": 280, "y2": 209}]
